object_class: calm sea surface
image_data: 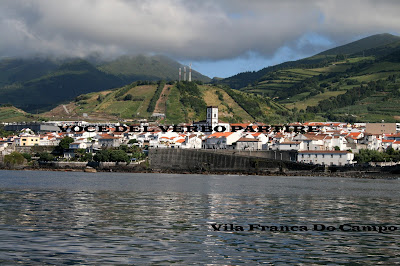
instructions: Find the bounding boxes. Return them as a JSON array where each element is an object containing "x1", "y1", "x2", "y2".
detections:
[{"x1": 0, "y1": 170, "x2": 399, "y2": 264}]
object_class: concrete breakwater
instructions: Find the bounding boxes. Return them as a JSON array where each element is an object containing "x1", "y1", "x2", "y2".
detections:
[{"x1": 148, "y1": 149, "x2": 312, "y2": 173}]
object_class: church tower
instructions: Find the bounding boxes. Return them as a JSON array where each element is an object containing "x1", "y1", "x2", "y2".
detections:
[{"x1": 206, "y1": 106, "x2": 218, "y2": 127}]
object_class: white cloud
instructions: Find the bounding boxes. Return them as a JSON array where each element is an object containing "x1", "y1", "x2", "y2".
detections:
[{"x1": 0, "y1": 0, "x2": 399, "y2": 60}]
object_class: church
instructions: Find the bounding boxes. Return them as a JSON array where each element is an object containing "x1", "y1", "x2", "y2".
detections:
[{"x1": 192, "y1": 106, "x2": 230, "y2": 134}]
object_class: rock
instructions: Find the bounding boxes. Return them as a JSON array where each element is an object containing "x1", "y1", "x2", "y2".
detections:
[{"x1": 84, "y1": 166, "x2": 97, "y2": 173}]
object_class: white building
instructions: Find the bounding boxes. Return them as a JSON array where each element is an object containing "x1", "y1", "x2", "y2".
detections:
[
  {"x1": 235, "y1": 138, "x2": 261, "y2": 150},
  {"x1": 69, "y1": 142, "x2": 88, "y2": 150},
  {"x1": 298, "y1": 150, "x2": 355, "y2": 166},
  {"x1": 203, "y1": 132, "x2": 241, "y2": 149},
  {"x1": 182, "y1": 134, "x2": 203, "y2": 149},
  {"x1": 275, "y1": 141, "x2": 303, "y2": 151}
]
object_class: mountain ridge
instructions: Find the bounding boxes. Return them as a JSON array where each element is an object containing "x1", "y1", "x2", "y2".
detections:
[
  {"x1": 217, "y1": 33, "x2": 400, "y2": 90},
  {"x1": 0, "y1": 54, "x2": 210, "y2": 113}
]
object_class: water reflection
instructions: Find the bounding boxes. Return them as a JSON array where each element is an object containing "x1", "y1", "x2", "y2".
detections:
[
  {"x1": 0, "y1": 189, "x2": 399, "y2": 264},
  {"x1": 0, "y1": 171, "x2": 399, "y2": 264}
]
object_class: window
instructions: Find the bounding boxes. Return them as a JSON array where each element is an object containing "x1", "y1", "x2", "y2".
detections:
[
  {"x1": 315, "y1": 154, "x2": 317, "y2": 158},
  {"x1": 331, "y1": 154, "x2": 333, "y2": 158},
  {"x1": 339, "y1": 155, "x2": 342, "y2": 158},
  {"x1": 22, "y1": 139, "x2": 26, "y2": 141},
  {"x1": 301, "y1": 154, "x2": 304, "y2": 158},
  {"x1": 322, "y1": 155, "x2": 325, "y2": 158},
  {"x1": 214, "y1": 114, "x2": 216, "y2": 118}
]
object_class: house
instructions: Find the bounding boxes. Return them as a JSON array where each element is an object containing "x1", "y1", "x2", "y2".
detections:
[
  {"x1": 182, "y1": 134, "x2": 203, "y2": 149},
  {"x1": 15, "y1": 134, "x2": 40, "y2": 146},
  {"x1": 98, "y1": 134, "x2": 122, "y2": 148},
  {"x1": 366, "y1": 123, "x2": 396, "y2": 135},
  {"x1": 234, "y1": 138, "x2": 261, "y2": 150},
  {"x1": 298, "y1": 150, "x2": 355, "y2": 166},
  {"x1": 293, "y1": 133, "x2": 324, "y2": 151},
  {"x1": 275, "y1": 141, "x2": 303, "y2": 151},
  {"x1": 203, "y1": 132, "x2": 241, "y2": 149},
  {"x1": 391, "y1": 141, "x2": 400, "y2": 150},
  {"x1": 69, "y1": 142, "x2": 88, "y2": 150},
  {"x1": 363, "y1": 134, "x2": 383, "y2": 150}
]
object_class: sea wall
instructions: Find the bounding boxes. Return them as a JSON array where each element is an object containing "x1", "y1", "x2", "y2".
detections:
[
  {"x1": 208, "y1": 149, "x2": 297, "y2": 161},
  {"x1": 149, "y1": 148, "x2": 311, "y2": 173}
]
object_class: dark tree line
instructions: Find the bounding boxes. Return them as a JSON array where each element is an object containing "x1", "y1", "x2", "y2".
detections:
[{"x1": 147, "y1": 81, "x2": 166, "y2": 113}]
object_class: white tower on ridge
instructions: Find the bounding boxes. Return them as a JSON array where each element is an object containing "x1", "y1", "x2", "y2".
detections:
[
  {"x1": 183, "y1": 66, "x2": 187, "y2": 81},
  {"x1": 178, "y1": 68, "x2": 181, "y2": 81},
  {"x1": 188, "y1": 63, "x2": 192, "y2": 82},
  {"x1": 206, "y1": 106, "x2": 218, "y2": 127}
]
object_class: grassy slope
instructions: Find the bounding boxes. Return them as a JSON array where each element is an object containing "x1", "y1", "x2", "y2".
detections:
[
  {"x1": 242, "y1": 54, "x2": 400, "y2": 121},
  {"x1": 50, "y1": 83, "x2": 158, "y2": 120},
  {"x1": 200, "y1": 86, "x2": 253, "y2": 122},
  {"x1": 36, "y1": 82, "x2": 287, "y2": 124},
  {"x1": 0, "y1": 106, "x2": 37, "y2": 122}
]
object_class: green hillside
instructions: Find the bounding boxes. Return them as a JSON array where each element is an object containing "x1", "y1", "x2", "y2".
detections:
[
  {"x1": 0, "y1": 105, "x2": 39, "y2": 122},
  {"x1": 0, "y1": 55, "x2": 211, "y2": 113},
  {"x1": 217, "y1": 33, "x2": 400, "y2": 90},
  {"x1": 0, "y1": 59, "x2": 124, "y2": 113},
  {"x1": 214, "y1": 33, "x2": 400, "y2": 123},
  {"x1": 39, "y1": 81, "x2": 288, "y2": 124},
  {"x1": 0, "y1": 57, "x2": 58, "y2": 86},
  {"x1": 99, "y1": 55, "x2": 210, "y2": 83},
  {"x1": 318, "y1": 33, "x2": 400, "y2": 56}
]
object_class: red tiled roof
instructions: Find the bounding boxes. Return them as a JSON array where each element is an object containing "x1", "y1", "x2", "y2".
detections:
[
  {"x1": 209, "y1": 132, "x2": 233, "y2": 138},
  {"x1": 99, "y1": 135, "x2": 119, "y2": 139}
]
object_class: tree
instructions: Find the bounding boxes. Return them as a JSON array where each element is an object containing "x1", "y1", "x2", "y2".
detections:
[
  {"x1": 39, "y1": 152, "x2": 54, "y2": 162},
  {"x1": 21, "y1": 153, "x2": 32, "y2": 162},
  {"x1": 4, "y1": 152, "x2": 25, "y2": 166},
  {"x1": 58, "y1": 137, "x2": 74, "y2": 150},
  {"x1": 93, "y1": 150, "x2": 111, "y2": 162},
  {"x1": 128, "y1": 139, "x2": 138, "y2": 144},
  {"x1": 110, "y1": 150, "x2": 130, "y2": 163},
  {"x1": 0, "y1": 125, "x2": 14, "y2": 138},
  {"x1": 124, "y1": 94, "x2": 133, "y2": 101},
  {"x1": 97, "y1": 94, "x2": 105, "y2": 102},
  {"x1": 81, "y1": 153, "x2": 93, "y2": 162}
]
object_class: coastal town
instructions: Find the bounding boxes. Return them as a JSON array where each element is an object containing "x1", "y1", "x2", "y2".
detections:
[{"x1": 1, "y1": 106, "x2": 400, "y2": 167}]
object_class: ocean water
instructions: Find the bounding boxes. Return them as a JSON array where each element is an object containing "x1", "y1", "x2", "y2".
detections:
[{"x1": 0, "y1": 170, "x2": 399, "y2": 264}]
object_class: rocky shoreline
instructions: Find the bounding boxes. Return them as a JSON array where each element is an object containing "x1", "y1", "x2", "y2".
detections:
[{"x1": 1, "y1": 165, "x2": 398, "y2": 180}]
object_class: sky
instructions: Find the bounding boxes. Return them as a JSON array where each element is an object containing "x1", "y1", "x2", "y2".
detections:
[{"x1": 1, "y1": 0, "x2": 400, "y2": 78}]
